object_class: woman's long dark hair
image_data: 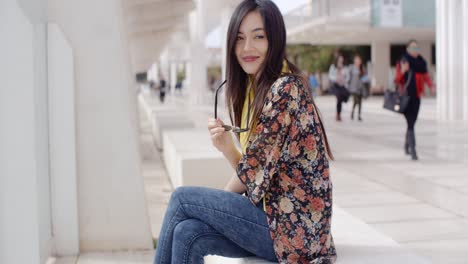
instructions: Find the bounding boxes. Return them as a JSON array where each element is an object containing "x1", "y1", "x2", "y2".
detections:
[
  {"x1": 333, "y1": 55, "x2": 344, "y2": 69},
  {"x1": 354, "y1": 54, "x2": 365, "y2": 77},
  {"x1": 225, "y1": 0, "x2": 333, "y2": 159}
]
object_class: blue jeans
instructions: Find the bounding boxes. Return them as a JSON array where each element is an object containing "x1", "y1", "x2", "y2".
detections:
[{"x1": 153, "y1": 186, "x2": 278, "y2": 264}]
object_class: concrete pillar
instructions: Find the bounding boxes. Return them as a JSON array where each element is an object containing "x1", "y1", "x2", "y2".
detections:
[
  {"x1": 188, "y1": 0, "x2": 208, "y2": 105},
  {"x1": 159, "y1": 49, "x2": 170, "y2": 83},
  {"x1": 48, "y1": 0, "x2": 153, "y2": 251},
  {"x1": 436, "y1": 0, "x2": 448, "y2": 120},
  {"x1": 1, "y1": 1, "x2": 45, "y2": 263},
  {"x1": 48, "y1": 24, "x2": 80, "y2": 257},
  {"x1": 436, "y1": 0, "x2": 467, "y2": 121},
  {"x1": 147, "y1": 63, "x2": 159, "y2": 83},
  {"x1": 371, "y1": 41, "x2": 390, "y2": 92},
  {"x1": 463, "y1": 0, "x2": 468, "y2": 120}
]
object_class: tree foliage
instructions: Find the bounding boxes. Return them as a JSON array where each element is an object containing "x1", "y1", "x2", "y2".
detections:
[{"x1": 286, "y1": 44, "x2": 371, "y2": 73}]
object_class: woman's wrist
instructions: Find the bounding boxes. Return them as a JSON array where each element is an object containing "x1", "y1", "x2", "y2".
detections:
[
  {"x1": 222, "y1": 143, "x2": 239, "y2": 157},
  {"x1": 222, "y1": 144, "x2": 242, "y2": 171}
]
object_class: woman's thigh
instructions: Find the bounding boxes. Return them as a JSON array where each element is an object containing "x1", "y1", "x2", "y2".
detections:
[{"x1": 170, "y1": 186, "x2": 277, "y2": 261}]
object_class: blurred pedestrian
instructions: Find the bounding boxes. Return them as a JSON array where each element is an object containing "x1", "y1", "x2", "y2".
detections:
[
  {"x1": 328, "y1": 55, "x2": 350, "y2": 121},
  {"x1": 394, "y1": 40, "x2": 435, "y2": 160},
  {"x1": 159, "y1": 76, "x2": 167, "y2": 103},
  {"x1": 308, "y1": 71, "x2": 319, "y2": 97},
  {"x1": 348, "y1": 54, "x2": 369, "y2": 121},
  {"x1": 175, "y1": 80, "x2": 182, "y2": 94}
]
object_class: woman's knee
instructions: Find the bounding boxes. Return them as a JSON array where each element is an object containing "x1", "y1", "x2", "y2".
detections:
[
  {"x1": 174, "y1": 219, "x2": 212, "y2": 240},
  {"x1": 170, "y1": 186, "x2": 198, "y2": 204}
]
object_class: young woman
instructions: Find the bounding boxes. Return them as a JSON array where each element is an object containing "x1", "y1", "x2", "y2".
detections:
[
  {"x1": 394, "y1": 40, "x2": 434, "y2": 160},
  {"x1": 154, "y1": 1, "x2": 337, "y2": 263},
  {"x1": 348, "y1": 54, "x2": 369, "y2": 121},
  {"x1": 328, "y1": 55, "x2": 350, "y2": 121}
]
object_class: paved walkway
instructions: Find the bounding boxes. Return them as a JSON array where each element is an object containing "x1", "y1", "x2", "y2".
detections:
[{"x1": 314, "y1": 96, "x2": 468, "y2": 264}]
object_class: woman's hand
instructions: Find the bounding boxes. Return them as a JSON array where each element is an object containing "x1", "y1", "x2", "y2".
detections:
[{"x1": 208, "y1": 117, "x2": 236, "y2": 154}]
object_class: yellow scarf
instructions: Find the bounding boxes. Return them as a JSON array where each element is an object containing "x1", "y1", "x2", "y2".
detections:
[{"x1": 240, "y1": 78, "x2": 255, "y2": 154}]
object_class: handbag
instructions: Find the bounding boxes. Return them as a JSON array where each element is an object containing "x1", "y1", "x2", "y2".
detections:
[
  {"x1": 362, "y1": 83, "x2": 370, "y2": 99},
  {"x1": 383, "y1": 71, "x2": 412, "y2": 114},
  {"x1": 331, "y1": 83, "x2": 350, "y2": 102}
]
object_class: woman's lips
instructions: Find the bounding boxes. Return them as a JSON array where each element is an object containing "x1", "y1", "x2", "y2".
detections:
[{"x1": 242, "y1": 56, "x2": 259, "y2": 62}]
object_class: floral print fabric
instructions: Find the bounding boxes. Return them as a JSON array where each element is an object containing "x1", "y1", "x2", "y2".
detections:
[{"x1": 236, "y1": 75, "x2": 337, "y2": 263}]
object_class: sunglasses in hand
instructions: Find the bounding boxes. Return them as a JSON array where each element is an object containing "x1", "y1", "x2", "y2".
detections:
[{"x1": 214, "y1": 80, "x2": 251, "y2": 133}]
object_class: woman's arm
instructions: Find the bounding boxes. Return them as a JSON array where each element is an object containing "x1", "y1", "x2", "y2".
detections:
[
  {"x1": 207, "y1": 118, "x2": 248, "y2": 194},
  {"x1": 236, "y1": 76, "x2": 297, "y2": 205},
  {"x1": 224, "y1": 174, "x2": 247, "y2": 193},
  {"x1": 222, "y1": 144, "x2": 243, "y2": 170},
  {"x1": 221, "y1": 145, "x2": 247, "y2": 193}
]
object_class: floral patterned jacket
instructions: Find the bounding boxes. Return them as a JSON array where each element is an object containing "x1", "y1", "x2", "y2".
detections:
[{"x1": 236, "y1": 75, "x2": 337, "y2": 263}]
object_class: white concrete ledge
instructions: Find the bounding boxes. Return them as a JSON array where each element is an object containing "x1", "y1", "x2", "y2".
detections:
[
  {"x1": 205, "y1": 206, "x2": 429, "y2": 264},
  {"x1": 162, "y1": 130, "x2": 232, "y2": 189},
  {"x1": 152, "y1": 113, "x2": 195, "y2": 149},
  {"x1": 138, "y1": 94, "x2": 193, "y2": 149}
]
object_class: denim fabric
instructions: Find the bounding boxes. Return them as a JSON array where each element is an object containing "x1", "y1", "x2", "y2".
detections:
[{"x1": 153, "y1": 186, "x2": 278, "y2": 264}]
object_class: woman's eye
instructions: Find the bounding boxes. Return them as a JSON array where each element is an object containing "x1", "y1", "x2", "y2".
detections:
[
  {"x1": 255, "y1": 35, "x2": 265, "y2": 39},
  {"x1": 236, "y1": 36, "x2": 244, "y2": 41}
]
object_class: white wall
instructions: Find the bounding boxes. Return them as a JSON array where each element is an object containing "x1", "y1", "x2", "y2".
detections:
[
  {"x1": 34, "y1": 22, "x2": 54, "y2": 264},
  {"x1": 47, "y1": 0, "x2": 153, "y2": 251},
  {"x1": 0, "y1": 0, "x2": 49, "y2": 263},
  {"x1": 48, "y1": 23, "x2": 80, "y2": 257}
]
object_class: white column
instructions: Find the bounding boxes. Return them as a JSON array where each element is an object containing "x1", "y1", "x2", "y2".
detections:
[
  {"x1": 48, "y1": 24, "x2": 80, "y2": 257},
  {"x1": 159, "y1": 48, "x2": 170, "y2": 82},
  {"x1": 436, "y1": 0, "x2": 468, "y2": 121},
  {"x1": 188, "y1": 0, "x2": 208, "y2": 105},
  {"x1": 447, "y1": 0, "x2": 462, "y2": 120},
  {"x1": 371, "y1": 41, "x2": 390, "y2": 92},
  {"x1": 463, "y1": 0, "x2": 468, "y2": 120},
  {"x1": 48, "y1": 0, "x2": 153, "y2": 251},
  {"x1": 436, "y1": 0, "x2": 448, "y2": 120},
  {"x1": 147, "y1": 63, "x2": 158, "y2": 83},
  {"x1": 0, "y1": 1, "x2": 43, "y2": 263}
]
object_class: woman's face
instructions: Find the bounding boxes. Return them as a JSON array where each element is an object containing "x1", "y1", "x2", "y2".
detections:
[
  {"x1": 235, "y1": 11, "x2": 269, "y2": 76},
  {"x1": 337, "y1": 56, "x2": 344, "y2": 67},
  {"x1": 407, "y1": 42, "x2": 420, "y2": 58},
  {"x1": 354, "y1": 56, "x2": 362, "y2": 66}
]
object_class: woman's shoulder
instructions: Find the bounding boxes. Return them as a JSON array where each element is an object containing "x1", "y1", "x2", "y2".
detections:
[{"x1": 272, "y1": 74, "x2": 304, "y2": 90}]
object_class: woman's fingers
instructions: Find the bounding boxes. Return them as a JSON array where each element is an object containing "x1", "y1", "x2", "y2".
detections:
[
  {"x1": 208, "y1": 118, "x2": 226, "y2": 130},
  {"x1": 211, "y1": 132, "x2": 226, "y2": 141},
  {"x1": 209, "y1": 127, "x2": 226, "y2": 135}
]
